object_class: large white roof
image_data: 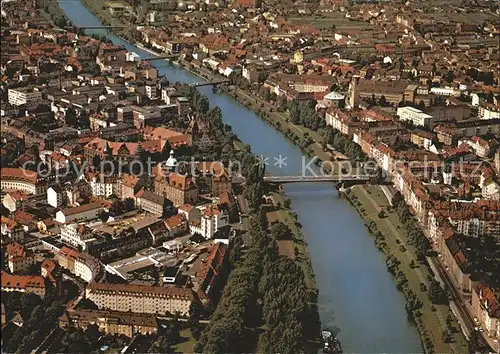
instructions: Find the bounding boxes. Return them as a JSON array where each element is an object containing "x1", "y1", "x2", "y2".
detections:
[{"x1": 324, "y1": 91, "x2": 345, "y2": 101}]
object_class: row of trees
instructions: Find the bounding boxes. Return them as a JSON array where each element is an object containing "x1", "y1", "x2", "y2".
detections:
[
  {"x1": 391, "y1": 192, "x2": 431, "y2": 259},
  {"x1": 289, "y1": 100, "x2": 326, "y2": 131},
  {"x1": 2, "y1": 290, "x2": 66, "y2": 353},
  {"x1": 258, "y1": 221, "x2": 320, "y2": 353},
  {"x1": 197, "y1": 211, "x2": 319, "y2": 353},
  {"x1": 195, "y1": 217, "x2": 266, "y2": 352},
  {"x1": 37, "y1": 0, "x2": 71, "y2": 28},
  {"x1": 322, "y1": 126, "x2": 366, "y2": 162}
]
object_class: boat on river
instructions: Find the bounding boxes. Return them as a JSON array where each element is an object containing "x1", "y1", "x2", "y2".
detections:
[{"x1": 322, "y1": 329, "x2": 343, "y2": 353}]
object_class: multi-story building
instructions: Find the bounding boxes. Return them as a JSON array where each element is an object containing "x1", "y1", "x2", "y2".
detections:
[
  {"x1": 472, "y1": 283, "x2": 500, "y2": 343},
  {"x1": 60, "y1": 223, "x2": 95, "y2": 251},
  {"x1": 201, "y1": 205, "x2": 229, "y2": 240},
  {"x1": 55, "y1": 247, "x2": 101, "y2": 283},
  {"x1": 459, "y1": 136, "x2": 496, "y2": 158},
  {"x1": 155, "y1": 172, "x2": 198, "y2": 206},
  {"x1": 59, "y1": 310, "x2": 158, "y2": 337},
  {"x1": 165, "y1": 214, "x2": 188, "y2": 237},
  {"x1": 120, "y1": 174, "x2": 142, "y2": 200},
  {"x1": 8, "y1": 87, "x2": 42, "y2": 106},
  {"x1": 195, "y1": 162, "x2": 232, "y2": 196},
  {"x1": 47, "y1": 185, "x2": 65, "y2": 208},
  {"x1": 56, "y1": 202, "x2": 106, "y2": 224},
  {"x1": 0, "y1": 216, "x2": 25, "y2": 242},
  {"x1": 75, "y1": 253, "x2": 101, "y2": 283},
  {"x1": 495, "y1": 150, "x2": 500, "y2": 174},
  {"x1": 478, "y1": 104, "x2": 500, "y2": 120},
  {"x1": 325, "y1": 108, "x2": 362, "y2": 136},
  {"x1": 1, "y1": 168, "x2": 44, "y2": 195},
  {"x1": 89, "y1": 175, "x2": 117, "y2": 198},
  {"x1": 135, "y1": 190, "x2": 165, "y2": 216},
  {"x1": 396, "y1": 106, "x2": 435, "y2": 128},
  {"x1": 2, "y1": 191, "x2": 28, "y2": 213},
  {"x1": 5, "y1": 243, "x2": 35, "y2": 273},
  {"x1": 85, "y1": 282, "x2": 197, "y2": 316},
  {"x1": 348, "y1": 77, "x2": 408, "y2": 108},
  {"x1": 1, "y1": 271, "x2": 46, "y2": 297},
  {"x1": 198, "y1": 242, "x2": 228, "y2": 301}
]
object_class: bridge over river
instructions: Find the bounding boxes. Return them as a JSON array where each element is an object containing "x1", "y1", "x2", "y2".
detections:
[{"x1": 263, "y1": 175, "x2": 370, "y2": 183}]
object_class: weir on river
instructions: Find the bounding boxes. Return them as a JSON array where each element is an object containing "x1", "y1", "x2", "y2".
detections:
[{"x1": 58, "y1": 1, "x2": 423, "y2": 351}]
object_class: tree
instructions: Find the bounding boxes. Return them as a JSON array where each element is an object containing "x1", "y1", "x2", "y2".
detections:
[
  {"x1": 486, "y1": 91, "x2": 494, "y2": 104},
  {"x1": 270, "y1": 222, "x2": 292, "y2": 240},
  {"x1": 20, "y1": 293, "x2": 42, "y2": 320},
  {"x1": 124, "y1": 198, "x2": 135, "y2": 211},
  {"x1": 162, "y1": 198, "x2": 176, "y2": 218},
  {"x1": 379, "y1": 95, "x2": 387, "y2": 107},
  {"x1": 429, "y1": 279, "x2": 449, "y2": 305},
  {"x1": 161, "y1": 140, "x2": 172, "y2": 160},
  {"x1": 91, "y1": 154, "x2": 101, "y2": 170},
  {"x1": 442, "y1": 329, "x2": 452, "y2": 343},
  {"x1": 65, "y1": 107, "x2": 77, "y2": 126}
]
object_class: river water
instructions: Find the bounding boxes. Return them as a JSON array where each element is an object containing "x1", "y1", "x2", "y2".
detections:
[{"x1": 58, "y1": 1, "x2": 423, "y2": 351}]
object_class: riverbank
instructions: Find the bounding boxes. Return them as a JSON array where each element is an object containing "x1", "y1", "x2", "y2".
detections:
[
  {"x1": 56, "y1": 1, "x2": 427, "y2": 350},
  {"x1": 345, "y1": 185, "x2": 469, "y2": 354}
]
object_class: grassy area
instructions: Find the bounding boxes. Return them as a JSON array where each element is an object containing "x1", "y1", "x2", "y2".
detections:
[
  {"x1": 172, "y1": 329, "x2": 197, "y2": 353},
  {"x1": 265, "y1": 191, "x2": 317, "y2": 292},
  {"x1": 348, "y1": 185, "x2": 468, "y2": 354}
]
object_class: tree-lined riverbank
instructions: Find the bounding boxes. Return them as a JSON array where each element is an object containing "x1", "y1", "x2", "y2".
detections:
[{"x1": 57, "y1": 1, "x2": 425, "y2": 351}]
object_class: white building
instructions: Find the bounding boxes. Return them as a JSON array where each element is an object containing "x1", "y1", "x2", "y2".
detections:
[
  {"x1": 200, "y1": 206, "x2": 228, "y2": 239},
  {"x1": 430, "y1": 87, "x2": 461, "y2": 97},
  {"x1": 56, "y1": 202, "x2": 105, "y2": 224},
  {"x1": 90, "y1": 177, "x2": 116, "y2": 198},
  {"x1": 8, "y1": 87, "x2": 42, "y2": 106},
  {"x1": 60, "y1": 223, "x2": 95, "y2": 250},
  {"x1": 74, "y1": 254, "x2": 100, "y2": 282},
  {"x1": 145, "y1": 84, "x2": 157, "y2": 100},
  {"x1": 396, "y1": 106, "x2": 435, "y2": 127},
  {"x1": 478, "y1": 104, "x2": 500, "y2": 120},
  {"x1": 47, "y1": 185, "x2": 65, "y2": 208}
]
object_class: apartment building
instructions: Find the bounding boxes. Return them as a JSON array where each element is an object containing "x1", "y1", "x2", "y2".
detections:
[
  {"x1": 325, "y1": 108, "x2": 362, "y2": 136},
  {"x1": 472, "y1": 283, "x2": 500, "y2": 342},
  {"x1": 201, "y1": 205, "x2": 229, "y2": 240},
  {"x1": 396, "y1": 106, "x2": 435, "y2": 128},
  {"x1": 47, "y1": 185, "x2": 65, "y2": 208},
  {"x1": 56, "y1": 202, "x2": 105, "y2": 224},
  {"x1": 55, "y1": 247, "x2": 101, "y2": 283},
  {"x1": 1, "y1": 216, "x2": 25, "y2": 242},
  {"x1": 5, "y1": 243, "x2": 35, "y2": 273},
  {"x1": 85, "y1": 282, "x2": 197, "y2": 316},
  {"x1": 8, "y1": 87, "x2": 42, "y2": 106},
  {"x1": 155, "y1": 172, "x2": 198, "y2": 206},
  {"x1": 1, "y1": 168, "x2": 42, "y2": 195},
  {"x1": 198, "y1": 243, "x2": 228, "y2": 301},
  {"x1": 119, "y1": 174, "x2": 142, "y2": 200},
  {"x1": 60, "y1": 223, "x2": 95, "y2": 251},
  {"x1": 1, "y1": 271, "x2": 46, "y2": 297},
  {"x1": 135, "y1": 190, "x2": 165, "y2": 216},
  {"x1": 59, "y1": 310, "x2": 158, "y2": 338}
]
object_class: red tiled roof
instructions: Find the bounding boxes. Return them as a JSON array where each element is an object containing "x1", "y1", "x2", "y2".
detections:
[{"x1": 1, "y1": 168, "x2": 37, "y2": 184}]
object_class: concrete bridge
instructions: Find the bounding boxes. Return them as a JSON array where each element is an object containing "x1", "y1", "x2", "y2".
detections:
[
  {"x1": 142, "y1": 54, "x2": 181, "y2": 61},
  {"x1": 189, "y1": 80, "x2": 230, "y2": 87},
  {"x1": 263, "y1": 175, "x2": 370, "y2": 184}
]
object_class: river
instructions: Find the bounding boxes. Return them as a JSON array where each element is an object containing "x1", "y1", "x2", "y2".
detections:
[{"x1": 58, "y1": 1, "x2": 423, "y2": 352}]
